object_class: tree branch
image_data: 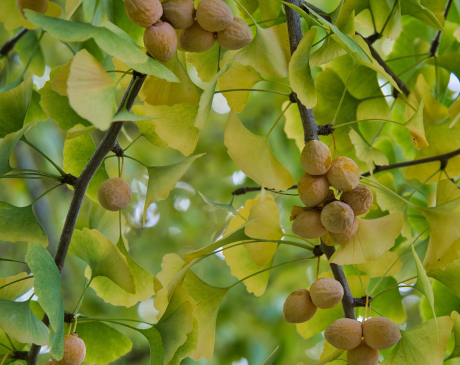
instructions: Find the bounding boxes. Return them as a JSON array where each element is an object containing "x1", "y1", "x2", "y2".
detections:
[
  {"x1": 429, "y1": 0, "x2": 454, "y2": 56},
  {"x1": 26, "y1": 71, "x2": 147, "y2": 365},
  {"x1": 0, "y1": 28, "x2": 28, "y2": 57},
  {"x1": 284, "y1": 0, "x2": 356, "y2": 320}
]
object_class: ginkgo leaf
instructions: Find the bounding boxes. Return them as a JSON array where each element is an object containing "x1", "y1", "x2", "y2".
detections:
[
  {"x1": 69, "y1": 228, "x2": 135, "y2": 293},
  {"x1": 244, "y1": 194, "x2": 282, "y2": 266},
  {"x1": 370, "y1": 0, "x2": 402, "y2": 39},
  {"x1": 224, "y1": 110, "x2": 294, "y2": 191},
  {"x1": 51, "y1": 60, "x2": 71, "y2": 97},
  {"x1": 199, "y1": 192, "x2": 242, "y2": 218},
  {"x1": 428, "y1": 258, "x2": 460, "y2": 299},
  {"x1": 235, "y1": 23, "x2": 290, "y2": 79},
  {"x1": 449, "y1": 311, "x2": 460, "y2": 360},
  {"x1": 185, "y1": 44, "x2": 219, "y2": 83},
  {"x1": 219, "y1": 58, "x2": 263, "y2": 113},
  {"x1": 449, "y1": 96, "x2": 460, "y2": 128},
  {"x1": 381, "y1": 316, "x2": 452, "y2": 365},
  {"x1": 67, "y1": 50, "x2": 116, "y2": 130},
  {"x1": 0, "y1": 126, "x2": 29, "y2": 177},
  {"x1": 283, "y1": 100, "x2": 304, "y2": 151},
  {"x1": 0, "y1": 273, "x2": 33, "y2": 301},
  {"x1": 436, "y1": 179, "x2": 460, "y2": 206},
  {"x1": 349, "y1": 128, "x2": 389, "y2": 170},
  {"x1": 404, "y1": 97, "x2": 428, "y2": 149},
  {"x1": 400, "y1": 0, "x2": 444, "y2": 30},
  {"x1": 140, "y1": 103, "x2": 199, "y2": 156},
  {"x1": 371, "y1": 276, "x2": 407, "y2": 324},
  {"x1": 168, "y1": 318, "x2": 198, "y2": 365},
  {"x1": 310, "y1": 36, "x2": 347, "y2": 68},
  {"x1": 144, "y1": 154, "x2": 203, "y2": 220},
  {"x1": 65, "y1": 0, "x2": 83, "y2": 19},
  {"x1": 0, "y1": 202, "x2": 47, "y2": 246},
  {"x1": 357, "y1": 251, "x2": 403, "y2": 278},
  {"x1": 0, "y1": 0, "x2": 62, "y2": 31},
  {"x1": 88, "y1": 236, "x2": 156, "y2": 307},
  {"x1": 330, "y1": 213, "x2": 403, "y2": 265},
  {"x1": 289, "y1": 28, "x2": 317, "y2": 108},
  {"x1": 0, "y1": 300, "x2": 49, "y2": 345},
  {"x1": 261, "y1": 347, "x2": 279, "y2": 365},
  {"x1": 0, "y1": 78, "x2": 32, "y2": 137},
  {"x1": 297, "y1": 303, "x2": 343, "y2": 339}
]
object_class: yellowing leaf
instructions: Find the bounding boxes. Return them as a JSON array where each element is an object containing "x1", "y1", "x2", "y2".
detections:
[
  {"x1": 283, "y1": 100, "x2": 304, "y2": 151},
  {"x1": 449, "y1": 311, "x2": 460, "y2": 360},
  {"x1": 289, "y1": 28, "x2": 317, "y2": 108},
  {"x1": 0, "y1": 78, "x2": 32, "y2": 137},
  {"x1": 235, "y1": 23, "x2": 290, "y2": 79},
  {"x1": 330, "y1": 213, "x2": 403, "y2": 265},
  {"x1": 381, "y1": 316, "x2": 452, "y2": 365},
  {"x1": 400, "y1": 0, "x2": 444, "y2": 30},
  {"x1": 185, "y1": 44, "x2": 219, "y2": 83},
  {"x1": 67, "y1": 50, "x2": 116, "y2": 130},
  {"x1": 51, "y1": 59, "x2": 71, "y2": 97},
  {"x1": 358, "y1": 251, "x2": 402, "y2": 278},
  {"x1": 144, "y1": 154, "x2": 203, "y2": 219},
  {"x1": 141, "y1": 103, "x2": 199, "y2": 156},
  {"x1": 349, "y1": 128, "x2": 389, "y2": 170},
  {"x1": 436, "y1": 179, "x2": 460, "y2": 206},
  {"x1": 296, "y1": 303, "x2": 343, "y2": 339},
  {"x1": 224, "y1": 110, "x2": 294, "y2": 191},
  {"x1": 65, "y1": 0, "x2": 83, "y2": 19},
  {"x1": 0, "y1": 0, "x2": 62, "y2": 31},
  {"x1": 0, "y1": 273, "x2": 33, "y2": 301},
  {"x1": 404, "y1": 97, "x2": 429, "y2": 149},
  {"x1": 69, "y1": 229, "x2": 135, "y2": 293},
  {"x1": 449, "y1": 96, "x2": 460, "y2": 128}
]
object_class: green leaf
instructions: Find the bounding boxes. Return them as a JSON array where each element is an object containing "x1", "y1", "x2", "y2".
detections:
[
  {"x1": 427, "y1": 52, "x2": 460, "y2": 80},
  {"x1": 0, "y1": 126, "x2": 29, "y2": 177},
  {"x1": 428, "y1": 258, "x2": 460, "y2": 298},
  {"x1": 349, "y1": 128, "x2": 389, "y2": 170},
  {"x1": 198, "y1": 192, "x2": 242, "y2": 217},
  {"x1": 144, "y1": 154, "x2": 204, "y2": 219},
  {"x1": 24, "y1": 12, "x2": 178, "y2": 81},
  {"x1": 111, "y1": 109, "x2": 152, "y2": 122},
  {"x1": 0, "y1": 300, "x2": 49, "y2": 345},
  {"x1": 381, "y1": 316, "x2": 452, "y2": 365},
  {"x1": 67, "y1": 50, "x2": 117, "y2": 131},
  {"x1": 185, "y1": 44, "x2": 219, "y2": 83},
  {"x1": 0, "y1": 273, "x2": 34, "y2": 301},
  {"x1": 235, "y1": 23, "x2": 290, "y2": 79},
  {"x1": 401, "y1": 0, "x2": 444, "y2": 30},
  {"x1": 89, "y1": 236, "x2": 156, "y2": 307},
  {"x1": 25, "y1": 243, "x2": 64, "y2": 359},
  {"x1": 76, "y1": 322, "x2": 133, "y2": 364},
  {"x1": 69, "y1": 228, "x2": 135, "y2": 293},
  {"x1": 0, "y1": 78, "x2": 32, "y2": 137},
  {"x1": 16, "y1": 30, "x2": 45, "y2": 77},
  {"x1": 404, "y1": 97, "x2": 429, "y2": 149},
  {"x1": 224, "y1": 110, "x2": 294, "y2": 191},
  {"x1": 289, "y1": 28, "x2": 317, "y2": 108},
  {"x1": 370, "y1": 277, "x2": 407, "y2": 324},
  {"x1": 297, "y1": 303, "x2": 343, "y2": 338},
  {"x1": 449, "y1": 311, "x2": 460, "y2": 360},
  {"x1": 63, "y1": 125, "x2": 109, "y2": 202},
  {"x1": 137, "y1": 327, "x2": 164, "y2": 365},
  {"x1": 0, "y1": 202, "x2": 47, "y2": 246},
  {"x1": 261, "y1": 347, "x2": 279, "y2": 365}
]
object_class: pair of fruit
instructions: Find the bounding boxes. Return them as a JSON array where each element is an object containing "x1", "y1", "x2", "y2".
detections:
[
  {"x1": 125, "y1": 0, "x2": 252, "y2": 62},
  {"x1": 291, "y1": 140, "x2": 373, "y2": 245},
  {"x1": 97, "y1": 178, "x2": 132, "y2": 211},
  {"x1": 44, "y1": 334, "x2": 86, "y2": 365},
  {"x1": 283, "y1": 278, "x2": 344, "y2": 323},
  {"x1": 325, "y1": 317, "x2": 401, "y2": 365}
]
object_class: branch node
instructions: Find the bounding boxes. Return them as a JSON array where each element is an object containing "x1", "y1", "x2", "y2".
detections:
[
  {"x1": 440, "y1": 158, "x2": 449, "y2": 171},
  {"x1": 112, "y1": 143, "x2": 124, "y2": 157},
  {"x1": 317, "y1": 124, "x2": 334, "y2": 136},
  {"x1": 365, "y1": 33, "x2": 382, "y2": 44},
  {"x1": 64, "y1": 312, "x2": 76, "y2": 323},
  {"x1": 354, "y1": 295, "x2": 372, "y2": 307},
  {"x1": 13, "y1": 351, "x2": 29, "y2": 361},
  {"x1": 313, "y1": 245, "x2": 324, "y2": 257},
  {"x1": 289, "y1": 91, "x2": 299, "y2": 104},
  {"x1": 61, "y1": 173, "x2": 77, "y2": 186}
]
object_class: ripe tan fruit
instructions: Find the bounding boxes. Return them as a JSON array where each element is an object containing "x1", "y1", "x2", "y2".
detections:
[
  {"x1": 340, "y1": 184, "x2": 373, "y2": 216},
  {"x1": 124, "y1": 0, "x2": 163, "y2": 28},
  {"x1": 283, "y1": 289, "x2": 317, "y2": 323},
  {"x1": 216, "y1": 17, "x2": 252, "y2": 50},
  {"x1": 98, "y1": 178, "x2": 132, "y2": 211},
  {"x1": 309, "y1": 278, "x2": 344, "y2": 309},
  {"x1": 292, "y1": 209, "x2": 326, "y2": 239},
  {"x1": 162, "y1": 0, "x2": 195, "y2": 29},
  {"x1": 325, "y1": 318, "x2": 363, "y2": 350},
  {"x1": 326, "y1": 156, "x2": 360, "y2": 192},
  {"x1": 179, "y1": 21, "x2": 216, "y2": 52},
  {"x1": 362, "y1": 317, "x2": 401, "y2": 350},
  {"x1": 45, "y1": 362, "x2": 53, "y2": 365},
  {"x1": 320, "y1": 201, "x2": 354, "y2": 233},
  {"x1": 51, "y1": 334, "x2": 86, "y2": 365},
  {"x1": 16, "y1": 0, "x2": 48, "y2": 16},
  {"x1": 144, "y1": 21, "x2": 178, "y2": 62},
  {"x1": 298, "y1": 172, "x2": 330, "y2": 208},
  {"x1": 196, "y1": 0, "x2": 233, "y2": 32},
  {"x1": 300, "y1": 140, "x2": 332, "y2": 175},
  {"x1": 329, "y1": 216, "x2": 358, "y2": 244},
  {"x1": 347, "y1": 340, "x2": 379, "y2": 365}
]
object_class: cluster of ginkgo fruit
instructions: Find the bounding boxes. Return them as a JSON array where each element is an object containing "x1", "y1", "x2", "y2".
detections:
[
  {"x1": 124, "y1": 0, "x2": 253, "y2": 62},
  {"x1": 291, "y1": 140, "x2": 373, "y2": 244}
]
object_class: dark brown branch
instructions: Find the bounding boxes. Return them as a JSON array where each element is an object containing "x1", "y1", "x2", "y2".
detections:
[
  {"x1": 0, "y1": 28, "x2": 28, "y2": 56},
  {"x1": 26, "y1": 72, "x2": 147, "y2": 365},
  {"x1": 429, "y1": 0, "x2": 454, "y2": 56}
]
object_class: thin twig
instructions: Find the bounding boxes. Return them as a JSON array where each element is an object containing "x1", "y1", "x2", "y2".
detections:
[
  {"x1": 429, "y1": 0, "x2": 454, "y2": 56},
  {"x1": 0, "y1": 28, "x2": 28, "y2": 57}
]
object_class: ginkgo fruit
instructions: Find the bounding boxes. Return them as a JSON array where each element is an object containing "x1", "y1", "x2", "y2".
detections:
[
  {"x1": 196, "y1": 0, "x2": 233, "y2": 32},
  {"x1": 324, "y1": 318, "x2": 363, "y2": 350},
  {"x1": 326, "y1": 156, "x2": 360, "y2": 192},
  {"x1": 179, "y1": 21, "x2": 216, "y2": 52},
  {"x1": 297, "y1": 172, "x2": 330, "y2": 208},
  {"x1": 329, "y1": 216, "x2": 358, "y2": 244},
  {"x1": 362, "y1": 317, "x2": 401, "y2": 350},
  {"x1": 124, "y1": 0, "x2": 163, "y2": 28},
  {"x1": 300, "y1": 140, "x2": 332, "y2": 175},
  {"x1": 216, "y1": 17, "x2": 252, "y2": 50},
  {"x1": 162, "y1": 0, "x2": 195, "y2": 29},
  {"x1": 320, "y1": 201, "x2": 354, "y2": 233},
  {"x1": 341, "y1": 184, "x2": 373, "y2": 216},
  {"x1": 144, "y1": 21, "x2": 178, "y2": 62},
  {"x1": 291, "y1": 209, "x2": 326, "y2": 239},
  {"x1": 97, "y1": 178, "x2": 132, "y2": 211},
  {"x1": 16, "y1": 0, "x2": 48, "y2": 16},
  {"x1": 309, "y1": 278, "x2": 344, "y2": 309},
  {"x1": 51, "y1": 334, "x2": 86, "y2": 365},
  {"x1": 347, "y1": 340, "x2": 379, "y2": 365},
  {"x1": 283, "y1": 289, "x2": 317, "y2": 323}
]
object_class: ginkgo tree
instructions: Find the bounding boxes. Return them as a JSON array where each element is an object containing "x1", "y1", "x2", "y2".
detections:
[{"x1": 0, "y1": 0, "x2": 460, "y2": 364}]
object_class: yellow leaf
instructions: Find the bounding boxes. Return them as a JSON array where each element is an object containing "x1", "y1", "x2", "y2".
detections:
[
  {"x1": 404, "y1": 97, "x2": 429, "y2": 149},
  {"x1": 224, "y1": 110, "x2": 294, "y2": 191},
  {"x1": 357, "y1": 251, "x2": 402, "y2": 278},
  {"x1": 67, "y1": 50, "x2": 116, "y2": 130},
  {"x1": 51, "y1": 59, "x2": 72, "y2": 97},
  {"x1": 65, "y1": 0, "x2": 83, "y2": 19},
  {"x1": 437, "y1": 179, "x2": 460, "y2": 206},
  {"x1": 0, "y1": 272, "x2": 34, "y2": 300},
  {"x1": 349, "y1": 129, "x2": 389, "y2": 170},
  {"x1": 449, "y1": 96, "x2": 460, "y2": 128},
  {"x1": 186, "y1": 44, "x2": 219, "y2": 83},
  {"x1": 0, "y1": 0, "x2": 62, "y2": 30},
  {"x1": 283, "y1": 100, "x2": 304, "y2": 152},
  {"x1": 330, "y1": 213, "x2": 403, "y2": 265}
]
